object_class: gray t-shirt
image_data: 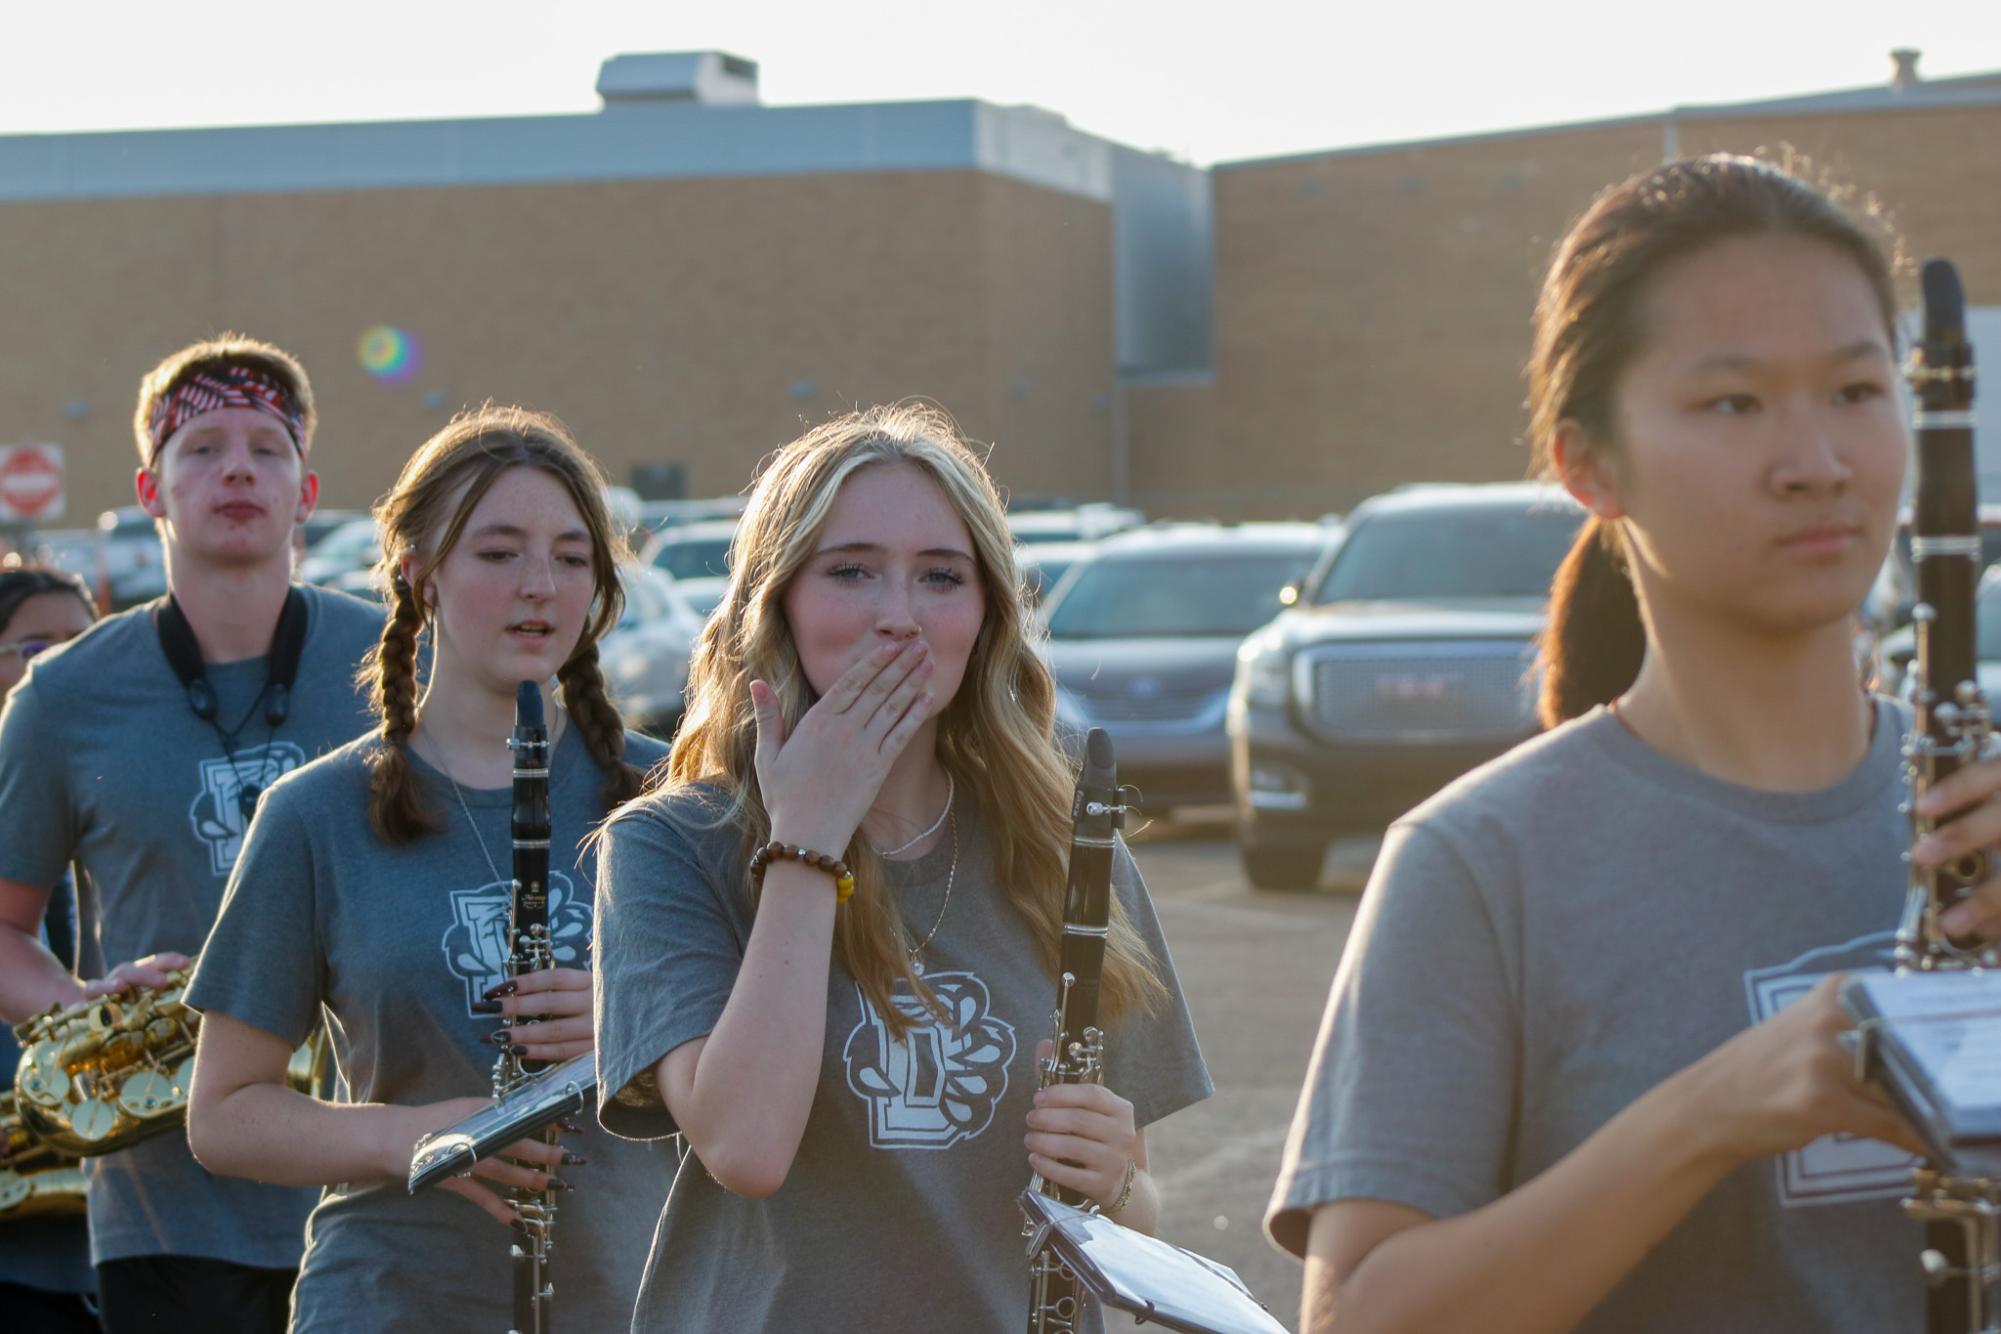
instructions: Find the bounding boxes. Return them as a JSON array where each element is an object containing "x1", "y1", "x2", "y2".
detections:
[
  {"x1": 186, "y1": 726, "x2": 672, "y2": 1334},
  {"x1": 594, "y1": 787, "x2": 1213, "y2": 1334},
  {"x1": 0, "y1": 584, "x2": 382, "y2": 1269},
  {"x1": 1266, "y1": 699, "x2": 1921, "y2": 1333}
]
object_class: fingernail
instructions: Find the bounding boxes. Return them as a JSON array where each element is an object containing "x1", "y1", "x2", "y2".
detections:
[
  {"x1": 562, "y1": 1152, "x2": 589, "y2": 1166},
  {"x1": 1914, "y1": 837, "x2": 1944, "y2": 864},
  {"x1": 508, "y1": 1043, "x2": 529, "y2": 1056},
  {"x1": 547, "y1": 1176, "x2": 571, "y2": 1192},
  {"x1": 1942, "y1": 905, "x2": 1974, "y2": 935},
  {"x1": 559, "y1": 1117, "x2": 584, "y2": 1134},
  {"x1": 470, "y1": 1000, "x2": 502, "y2": 1015},
  {"x1": 483, "y1": 981, "x2": 517, "y2": 999}
]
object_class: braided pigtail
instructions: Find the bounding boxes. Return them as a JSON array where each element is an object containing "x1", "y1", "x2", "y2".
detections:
[
  {"x1": 558, "y1": 645, "x2": 644, "y2": 809},
  {"x1": 363, "y1": 575, "x2": 443, "y2": 842}
]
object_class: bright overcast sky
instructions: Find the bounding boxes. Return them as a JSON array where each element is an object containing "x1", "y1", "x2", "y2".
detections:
[{"x1": 5, "y1": 1, "x2": 1998, "y2": 164}]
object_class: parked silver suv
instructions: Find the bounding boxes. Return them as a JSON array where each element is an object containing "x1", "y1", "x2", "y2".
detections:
[
  {"x1": 1227, "y1": 483, "x2": 1584, "y2": 888},
  {"x1": 1039, "y1": 522, "x2": 1331, "y2": 814}
]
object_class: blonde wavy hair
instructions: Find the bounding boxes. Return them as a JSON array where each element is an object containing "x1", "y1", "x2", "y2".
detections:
[{"x1": 655, "y1": 402, "x2": 1167, "y2": 1034}]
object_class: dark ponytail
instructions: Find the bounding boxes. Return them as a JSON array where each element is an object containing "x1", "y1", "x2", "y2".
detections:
[
  {"x1": 1527, "y1": 153, "x2": 1900, "y2": 725},
  {"x1": 1537, "y1": 518, "x2": 1645, "y2": 728}
]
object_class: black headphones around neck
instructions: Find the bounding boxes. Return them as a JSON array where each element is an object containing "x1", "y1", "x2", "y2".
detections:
[{"x1": 153, "y1": 587, "x2": 310, "y2": 726}]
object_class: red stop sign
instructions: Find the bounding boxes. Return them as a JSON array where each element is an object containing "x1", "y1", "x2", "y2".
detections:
[{"x1": 0, "y1": 445, "x2": 64, "y2": 521}]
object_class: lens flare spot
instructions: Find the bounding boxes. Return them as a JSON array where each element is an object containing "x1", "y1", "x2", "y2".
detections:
[{"x1": 356, "y1": 325, "x2": 422, "y2": 383}]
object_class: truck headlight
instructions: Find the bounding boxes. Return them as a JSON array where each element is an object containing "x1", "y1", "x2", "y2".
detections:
[{"x1": 1235, "y1": 644, "x2": 1290, "y2": 709}]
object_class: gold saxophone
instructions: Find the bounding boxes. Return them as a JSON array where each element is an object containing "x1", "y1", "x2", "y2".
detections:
[
  {"x1": 12, "y1": 964, "x2": 327, "y2": 1159},
  {"x1": 1, "y1": 1088, "x2": 85, "y2": 1220}
]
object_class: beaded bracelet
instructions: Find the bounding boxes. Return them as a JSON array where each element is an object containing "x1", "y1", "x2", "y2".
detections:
[{"x1": 749, "y1": 840, "x2": 856, "y2": 904}]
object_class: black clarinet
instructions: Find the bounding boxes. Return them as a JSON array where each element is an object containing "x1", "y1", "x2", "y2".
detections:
[
  {"x1": 1890, "y1": 259, "x2": 1998, "y2": 1334},
  {"x1": 1023, "y1": 727, "x2": 1127, "y2": 1334},
  {"x1": 499, "y1": 681, "x2": 557, "y2": 1334}
]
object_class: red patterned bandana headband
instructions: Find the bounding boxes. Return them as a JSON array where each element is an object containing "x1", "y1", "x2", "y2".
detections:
[{"x1": 146, "y1": 365, "x2": 307, "y2": 465}]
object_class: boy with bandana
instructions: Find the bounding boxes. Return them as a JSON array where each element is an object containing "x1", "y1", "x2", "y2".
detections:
[{"x1": 0, "y1": 336, "x2": 382, "y2": 1332}]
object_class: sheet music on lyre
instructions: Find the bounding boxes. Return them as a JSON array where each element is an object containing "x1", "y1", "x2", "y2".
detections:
[
  {"x1": 1020, "y1": 1192, "x2": 1290, "y2": 1334},
  {"x1": 1844, "y1": 971, "x2": 2001, "y2": 1173}
]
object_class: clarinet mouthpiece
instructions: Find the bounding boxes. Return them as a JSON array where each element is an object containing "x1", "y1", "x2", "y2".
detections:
[
  {"x1": 1083, "y1": 727, "x2": 1114, "y2": 787},
  {"x1": 515, "y1": 680, "x2": 544, "y2": 728},
  {"x1": 1921, "y1": 259, "x2": 1966, "y2": 347}
]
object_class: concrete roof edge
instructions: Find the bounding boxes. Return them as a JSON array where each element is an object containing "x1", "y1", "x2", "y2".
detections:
[
  {"x1": 1214, "y1": 66, "x2": 2001, "y2": 172},
  {"x1": 1213, "y1": 109, "x2": 1668, "y2": 172},
  {"x1": 0, "y1": 97, "x2": 1132, "y2": 205}
]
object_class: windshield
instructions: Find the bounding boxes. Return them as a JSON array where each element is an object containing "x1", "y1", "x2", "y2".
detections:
[
  {"x1": 1310, "y1": 506, "x2": 1583, "y2": 603},
  {"x1": 1045, "y1": 552, "x2": 1315, "y2": 639},
  {"x1": 651, "y1": 536, "x2": 732, "y2": 580},
  {"x1": 317, "y1": 522, "x2": 378, "y2": 558}
]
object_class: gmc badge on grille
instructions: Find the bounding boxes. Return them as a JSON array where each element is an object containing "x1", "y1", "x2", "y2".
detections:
[{"x1": 1375, "y1": 673, "x2": 1457, "y2": 701}]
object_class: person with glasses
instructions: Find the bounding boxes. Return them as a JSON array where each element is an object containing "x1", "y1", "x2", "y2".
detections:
[
  {"x1": 0, "y1": 564, "x2": 94, "y2": 691},
  {"x1": 0, "y1": 561, "x2": 96, "y2": 1333},
  {"x1": 0, "y1": 336, "x2": 384, "y2": 1333}
]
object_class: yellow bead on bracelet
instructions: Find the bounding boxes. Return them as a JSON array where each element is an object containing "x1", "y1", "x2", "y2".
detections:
[{"x1": 749, "y1": 840, "x2": 856, "y2": 904}]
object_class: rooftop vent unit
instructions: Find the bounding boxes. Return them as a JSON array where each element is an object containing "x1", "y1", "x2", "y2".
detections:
[
  {"x1": 1890, "y1": 47, "x2": 1922, "y2": 92},
  {"x1": 597, "y1": 52, "x2": 760, "y2": 108}
]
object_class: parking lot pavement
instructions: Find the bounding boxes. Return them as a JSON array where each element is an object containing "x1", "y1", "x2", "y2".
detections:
[{"x1": 1095, "y1": 822, "x2": 1374, "y2": 1334}]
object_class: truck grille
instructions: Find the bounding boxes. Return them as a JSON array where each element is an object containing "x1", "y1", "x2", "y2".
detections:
[
  {"x1": 1069, "y1": 670, "x2": 1232, "y2": 725},
  {"x1": 1299, "y1": 641, "x2": 1538, "y2": 743}
]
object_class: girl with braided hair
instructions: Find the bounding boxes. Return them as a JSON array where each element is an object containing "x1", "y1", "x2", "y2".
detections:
[{"x1": 184, "y1": 406, "x2": 670, "y2": 1333}]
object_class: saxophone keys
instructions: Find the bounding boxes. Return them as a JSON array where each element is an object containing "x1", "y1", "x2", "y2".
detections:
[
  {"x1": 69, "y1": 1098, "x2": 118, "y2": 1143},
  {"x1": 21, "y1": 1054, "x2": 68, "y2": 1105},
  {"x1": 117, "y1": 1070, "x2": 177, "y2": 1118},
  {"x1": 169, "y1": 1056, "x2": 195, "y2": 1101}
]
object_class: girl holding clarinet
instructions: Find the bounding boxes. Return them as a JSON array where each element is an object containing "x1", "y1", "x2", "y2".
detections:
[
  {"x1": 591, "y1": 403, "x2": 1212, "y2": 1331},
  {"x1": 184, "y1": 406, "x2": 669, "y2": 1332},
  {"x1": 1266, "y1": 154, "x2": 2001, "y2": 1333}
]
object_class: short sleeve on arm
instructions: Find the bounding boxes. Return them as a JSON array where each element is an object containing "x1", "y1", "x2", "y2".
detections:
[
  {"x1": 592, "y1": 799, "x2": 744, "y2": 1141},
  {"x1": 1264, "y1": 821, "x2": 1520, "y2": 1258},
  {"x1": 0, "y1": 682, "x2": 80, "y2": 889},
  {"x1": 1102, "y1": 837, "x2": 1213, "y2": 1129},
  {"x1": 183, "y1": 787, "x2": 325, "y2": 1048}
]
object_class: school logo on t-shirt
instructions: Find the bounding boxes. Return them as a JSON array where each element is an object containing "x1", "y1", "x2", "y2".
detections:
[
  {"x1": 842, "y1": 969, "x2": 1017, "y2": 1151},
  {"x1": 1744, "y1": 931, "x2": 1915, "y2": 1207},
  {"x1": 440, "y1": 871, "x2": 592, "y2": 1015},
  {"x1": 188, "y1": 742, "x2": 308, "y2": 876}
]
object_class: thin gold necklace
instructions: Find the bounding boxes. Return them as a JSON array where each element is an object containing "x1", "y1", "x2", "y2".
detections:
[
  {"x1": 418, "y1": 707, "x2": 562, "y2": 885},
  {"x1": 879, "y1": 773, "x2": 954, "y2": 858},
  {"x1": 904, "y1": 807, "x2": 959, "y2": 975}
]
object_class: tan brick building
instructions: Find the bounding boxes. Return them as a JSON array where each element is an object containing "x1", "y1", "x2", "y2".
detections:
[
  {"x1": 0, "y1": 53, "x2": 1211, "y2": 524},
  {"x1": 1166, "y1": 53, "x2": 2001, "y2": 519},
  {"x1": 5, "y1": 50, "x2": 1998, "y2": 529}
]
